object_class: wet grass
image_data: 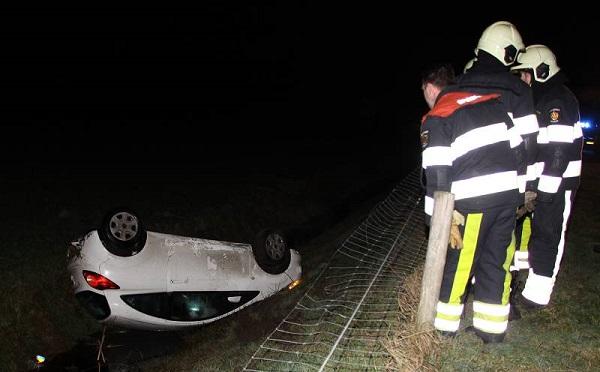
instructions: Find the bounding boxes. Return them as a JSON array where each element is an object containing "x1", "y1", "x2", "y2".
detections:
[{"x1": 434, "y1": 162, "x2": 600, "y2": 371}]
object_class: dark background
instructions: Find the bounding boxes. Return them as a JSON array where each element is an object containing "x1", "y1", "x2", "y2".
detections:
[{"x1": 1, "y1": 4, "x2": 598, "y2": 174}]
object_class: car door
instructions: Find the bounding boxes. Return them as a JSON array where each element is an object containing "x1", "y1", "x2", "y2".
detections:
[{"x1": 164, "y1": 235, "x2": 253, "y2": 292}]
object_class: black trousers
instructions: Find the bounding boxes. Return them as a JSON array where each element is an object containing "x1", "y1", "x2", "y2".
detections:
[
  {"x1": 439, "y1": 205, "x2": 515, "y2": 305},
  {"x1": 529, "y1": 188, "x2": 577, "y2": 277},
  {"x1": 435, "y1": 205, "x2": 515, "y2": 334}
]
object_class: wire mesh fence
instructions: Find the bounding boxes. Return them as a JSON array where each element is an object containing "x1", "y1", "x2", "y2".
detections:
[{"x1": 244, "y1": 169, "x2": 428, "y2": 371}]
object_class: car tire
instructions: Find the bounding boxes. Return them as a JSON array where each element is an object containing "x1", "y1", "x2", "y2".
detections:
[
  {"x1": 253, "y1": 229, "x2": 291, "y2": 275},
  {"x1": 98, "y1": 207, "x2": 147, "y2": 257}
]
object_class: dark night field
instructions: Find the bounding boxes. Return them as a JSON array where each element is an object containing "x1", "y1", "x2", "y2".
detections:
[
  {"x1": 2, "y1": 134, "x2": 418, "y2": 371},
  {"x1": 2, "y1": 4, "x2": 600, "y2": 371}
]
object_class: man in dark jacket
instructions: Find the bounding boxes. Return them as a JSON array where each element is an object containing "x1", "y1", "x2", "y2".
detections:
[
  {"x1": 421, "y1": 63, "x2": 520, "y2": 343},
  {"x1": 459, "y1": 21, "x2": 539, "y2": 320},
  {"x1": 511, "y1": 45, "x2": 582, "y2": 308},
  {"x1": 459, "y1": 21, "x2": 539, "y2": 198}
]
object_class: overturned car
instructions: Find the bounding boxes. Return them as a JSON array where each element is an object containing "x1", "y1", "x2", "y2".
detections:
[{"x1": 67, "y1": 208, "x2": 301, "y2": 331}]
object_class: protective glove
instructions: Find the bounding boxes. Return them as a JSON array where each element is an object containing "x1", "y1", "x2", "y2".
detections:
[
  {"x1": 524, "y1": 191, "x2": 537, "y2": 213},
  {"x1": 516, "y1": 191, "x2": 538, "y2": 218},
  {"x1": 517, "y1": 191, "x2": 537, "y2": 219},
  {"x1": 449, "y1": 210, "x2": 465, "y2": 249}
]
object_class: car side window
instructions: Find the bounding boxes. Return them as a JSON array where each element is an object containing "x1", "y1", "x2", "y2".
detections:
[{"x1": 121, "y1": 291, "x2": 259, "y2": 321}]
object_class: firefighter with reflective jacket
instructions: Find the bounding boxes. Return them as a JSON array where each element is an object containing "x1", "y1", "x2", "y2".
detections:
[
  {"x1": 459, "y1": 22, "x2": 539, "y2": 320},
  {"x1": 511, "y1": 45, "x2": 583, "y2": 309},
  {"x1": 421, "y1": 63, "x2": 521, "y2": 343},
  {"x1": 459, "y1": 21, "x2": 539, "y2": 201}
]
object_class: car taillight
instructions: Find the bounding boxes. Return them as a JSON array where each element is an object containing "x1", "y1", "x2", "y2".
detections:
[{"x1": 83, "y1": 270, "x2": 120, "y2": 290}]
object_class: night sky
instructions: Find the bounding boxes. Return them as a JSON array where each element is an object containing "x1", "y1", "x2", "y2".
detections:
[{"x1": 1, "y1": 5, "x2": 598, "y2": 173}]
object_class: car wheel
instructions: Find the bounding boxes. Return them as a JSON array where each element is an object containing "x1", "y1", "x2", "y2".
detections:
[
  {"x1": 98, "y1": 208, "x2": 147, "y2": 257},
  {"x1": 253, "y1": 229, "x2": 291, "y2": 275}
]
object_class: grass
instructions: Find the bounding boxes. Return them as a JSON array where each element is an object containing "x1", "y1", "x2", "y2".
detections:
[
  {"x1": 432, "y1": 161, "x2": 600, "y2": 371},
  {"x1": 4, "y1": 151, "x2": 597, "y2": 371},
  {"x1": 384, "y1": 267, "x2": 441, "y2": 372},
  {"x1": 0, "y1": 151, "x2": 402, "y2": 372}
]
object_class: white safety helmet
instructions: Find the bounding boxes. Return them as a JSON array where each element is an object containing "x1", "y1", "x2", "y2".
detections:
[
  {"x1": 476, "y1": 21, "x2": 525, "y2": 66},
  {"x1": 511, "y1": 44, "x2": 560, "y2": 83},
  {"x1": 464, "y1": 58, "x2": 477, "y2": 73}
]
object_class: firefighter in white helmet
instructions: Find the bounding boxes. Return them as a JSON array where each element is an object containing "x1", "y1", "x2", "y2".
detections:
[
  {"x1": 476, "y1": 21, "x2": 524, "y2": 66},
  {"x1": 455, "y1": 21, "x2": 540, "y2": 341},
  {"x1": 461, "y1": 21, "x2": 538, "y2": 196},
  {"x1": 510, "y1": 45, "x2": 582, "y2": 310}
]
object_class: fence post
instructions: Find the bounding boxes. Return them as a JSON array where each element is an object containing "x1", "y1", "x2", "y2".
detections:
[{"x1": 416, "y1": 191, "x2": 455, "y2": 330}]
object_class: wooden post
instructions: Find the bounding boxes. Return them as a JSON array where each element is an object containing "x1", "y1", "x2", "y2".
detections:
[{"x1": 416, "y1": 191, "x2": 455, "y2": 330}]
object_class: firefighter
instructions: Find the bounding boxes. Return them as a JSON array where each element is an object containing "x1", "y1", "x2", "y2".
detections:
[
  {"x1": 459, "y1": 21, "x2": 539, "y2": 200},
  {"x1": 421, "y1": 63, "x2": 520, "y2": 343},
  {"x1": 459, "y1": 21, "x2": 539, "y2": 321},
  {"x1": 511, "y1": 58, "x2": 538, "y2": 278},
  {"x1": 510, "y1": 45, "x2": 583, "y2": 308}
]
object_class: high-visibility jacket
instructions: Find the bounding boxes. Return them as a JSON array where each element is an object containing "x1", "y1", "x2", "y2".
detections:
[
  {"x1": 421, "y1": 88, "x2": 520, "y2": 222},
  {"x1": 458, "y1": 52, "x2": 539, "y2": 193},
  {"x1": 532, "y1": 74, "x2": 582, "y2": 201},
  {"x1": 422, "y1": 87, "x2": 520, "y2": 337}
]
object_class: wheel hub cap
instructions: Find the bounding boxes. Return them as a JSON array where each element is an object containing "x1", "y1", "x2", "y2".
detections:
[{"x1": 108, "y1": 212, "x2": 139, "y2": 241}]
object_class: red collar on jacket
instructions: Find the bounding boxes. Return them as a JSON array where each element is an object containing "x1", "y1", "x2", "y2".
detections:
[{"x1": 421, "y1": 92, "x2": 500, "y2": 124}]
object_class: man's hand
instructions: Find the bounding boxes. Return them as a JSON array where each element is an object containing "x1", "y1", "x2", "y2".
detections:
[{"x1": 449, "y1": 210, "x2": 464, "y2": 249}]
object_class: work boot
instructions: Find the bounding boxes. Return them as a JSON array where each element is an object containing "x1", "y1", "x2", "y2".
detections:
[
  {"x1": 474, "y1": 329, "x2": 505, "y2": 344},
  {"x1": 508, "y1": 303, "x2": 521, "y2": 321},
  {"x1": 514, "y1": 292, "x2": 545, "y2": 311}
]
